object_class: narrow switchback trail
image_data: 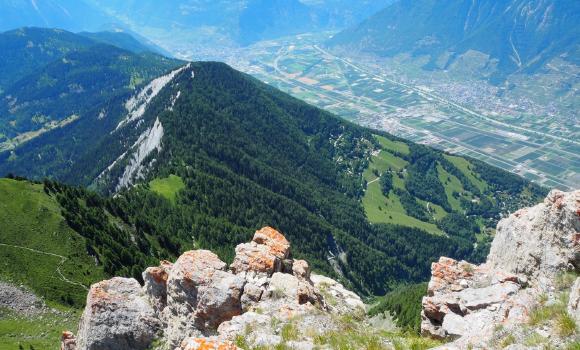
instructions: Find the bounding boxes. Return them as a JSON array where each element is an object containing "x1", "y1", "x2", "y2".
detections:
[{"x1": 0, "y1": 243, "x2": 89, "y2": 291}]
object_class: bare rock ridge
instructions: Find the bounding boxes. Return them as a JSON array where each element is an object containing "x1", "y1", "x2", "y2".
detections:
[
  {"x1": 61, "y1": 227, "x2": 364, "y2": 350},
  {"x1": 421, "y1": 189, "x2": 580, "y2": 349}
]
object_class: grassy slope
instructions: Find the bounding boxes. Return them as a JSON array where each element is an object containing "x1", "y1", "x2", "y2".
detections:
[
  {"x1": 362, "y1": 140, "x2": 444, "y2": 235},
  {"x1": 0, "y1": 308, "x2": 79, "y2": 350},
  {"x1": 0, "y1": 178, "x2": 106, "y2": 307},
  {"x1": 149, "y1": 175, "x2": 185, "y2": 203},
  {"x1": 362, "y1": 134, "x2": 506, "y2": 237},
  {"x1": 436, "y1": 164, "x2": 465, "y2": 212},
  {"x1": 444, "y1": 154, "x2": 487, "y2": 192}
]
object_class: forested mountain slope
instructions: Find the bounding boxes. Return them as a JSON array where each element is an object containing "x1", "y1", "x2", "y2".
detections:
[
  {"x1": 0, "y1": 60, "x2": 546, "y2": 297},
  {"x1": 327, "y1": 0, "x2": 580, "y2": 81},
  {"x1": 0, "y1": 28, "x2": 182, "y2": 156},
  {"x1": 0, "y1": 27, "x2": 177, "y2": 92}
]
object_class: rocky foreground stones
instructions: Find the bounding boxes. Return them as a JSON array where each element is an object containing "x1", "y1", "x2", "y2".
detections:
[
  {"x1": 62, "y1": 226, "x2": 364, "y2": 350},
  {"x1": 421, "y1": 189, "x2": 580, "y2": 349}
]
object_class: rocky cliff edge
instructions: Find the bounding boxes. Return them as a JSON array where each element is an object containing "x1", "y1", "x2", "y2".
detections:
[{"x1": 422, "y1": 189, "x2": 580, "y2": 349}]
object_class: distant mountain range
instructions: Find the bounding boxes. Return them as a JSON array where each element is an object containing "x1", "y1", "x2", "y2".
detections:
[
  {"x1": 0, "y1": 0, "x2": 109, "y2": 32},
  {"x1": 0, "y1": 0, "x2": 394, "y2": 48},
  {"x1": 327, "y1": 0, "x2": 580, "y2": 81}
]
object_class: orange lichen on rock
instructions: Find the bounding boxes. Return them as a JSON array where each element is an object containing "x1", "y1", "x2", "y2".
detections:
[
  {"x1": 147, "y1": 266, "x2": 170, "y2": 284},
  {"x1": 428, "y1": 257, "x2": 480, "y2": 295},
  {"x1": 253, "y1": 226, "x2": 290, "y2": 259},
  {"x1": 60, "y1": 331, "x2": 76, "y2": 350},
  {"x1": 179, "y1": 337, "x2": 240, "y2": 350},
  {"x1": 230, "y1": 227, "x2": 292, "y2": 275},
  {"x1": 174, "y1": 250, "x2": 227, "y2": 284},
  {"x1": 87, "y1": 277, "x2": 138, "y2": 310}
]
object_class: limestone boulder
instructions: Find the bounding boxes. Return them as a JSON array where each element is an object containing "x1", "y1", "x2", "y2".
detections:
[
  {"x1": 292, "y1": 260, "x2": 311, "y2": 280},
  {"x1": 164, "y1": 250, "x2": 243, "y2": 347},
  {"x1": 76, "y1": 277, "x2": 160, "y2": 350},
  {"x1": 310, "y1": 274, "x2": 364, "y2": 316},
  {"x1": 193, "y1": 270, "x2": 246, "y2": 330},
  {"x1": 265, "y1": 272, "x2": 319, "y2": 305},
  {"x1": 230, "y1": 242, "x2": 281, "y2": 275},
  {"x1": 252, "y1": 226, "x2": 290, "y2": 259}
]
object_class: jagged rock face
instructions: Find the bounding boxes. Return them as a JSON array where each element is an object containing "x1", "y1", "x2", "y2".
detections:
[
  {"x1": 487, "y1": 189, "x2": 580, "y2": 290},
  {"x1": 311, "y1": 274, "x2": 365, "y2": 316},
  {"x1": 64, "y1": 227, "x2": 364, "y2": 350},
  {"x1": 422, "y1": 190, "x2": 580, "y2": 348},
  {"x1": 75, "y1": 277, "x2": 161, "y2": 350},
  {"x1": 421, "y1": 258, "x2": 531, "y2": 341}
]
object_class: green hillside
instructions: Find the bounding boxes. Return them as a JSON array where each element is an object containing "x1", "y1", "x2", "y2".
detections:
[
  {"x1": 0, "y1": 178, "x2": 106, "y2": 307},
  {"x1": 360, "y1": 134, "x2": 546, "y2": 263}
]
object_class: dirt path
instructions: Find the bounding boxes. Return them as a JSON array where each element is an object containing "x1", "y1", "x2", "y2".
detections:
[{"x1": 0, "y1": 243, "x2": 89, "y2": 291}]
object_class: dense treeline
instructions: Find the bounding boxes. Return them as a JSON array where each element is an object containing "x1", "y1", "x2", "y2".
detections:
[
  {"x1": 44, "y1": 180, "x2": 161, "y2": 282},
  {"x1": 437, "y1": 212, "x2": 480, "y2": 242},
  {"x1": 368, "y1": 283, "x2": 428, "y2": 332},
  {"x1": 380, "y1": 172, "x2": 393, "y2": 195},
  {"x1": 404, "y1": 144, "x2": 451, "y2": 211},
  {"x1": 394, "y1": 188, "x2": 430, "y2": 221}
]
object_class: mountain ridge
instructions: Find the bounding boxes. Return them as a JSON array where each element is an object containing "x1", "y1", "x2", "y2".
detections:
[{"x1": 327, "y1": 0, "x2": 580, "y2": 81}]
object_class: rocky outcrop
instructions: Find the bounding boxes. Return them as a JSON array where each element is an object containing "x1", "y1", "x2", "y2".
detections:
[
  {"x1": 64, "y1": 227, "x2": 364, "y2": 350},
  {"x1": 143, "y1": 260, "x2": 172, "y2": 315},
  {"x1": 0, "y1": 281, "x2": 46, "y2": 317},
  {"x1": 230, "y1": 226, "x2": 290, "y2": 275},
  {"x1": 487, "y1": 189, "x2": 580, "y2": 290},
  {"x1": 75, "y1": 277, "x2": 161, "y2": 350},
  {"x1": 421, "y1": 189, "x2": 580, "y2": 349},
  {"x1": 162, "y1": 249, "x2": 245, "y2": 347}
]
